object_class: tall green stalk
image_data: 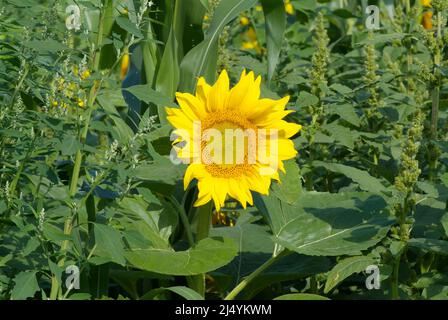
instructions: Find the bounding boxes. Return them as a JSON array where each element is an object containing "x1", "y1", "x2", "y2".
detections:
[{"x1": 49, "y1": 1, "x2": 107, "y2": 300}]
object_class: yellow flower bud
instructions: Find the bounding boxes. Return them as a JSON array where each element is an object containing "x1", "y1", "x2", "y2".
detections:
[
  {"x1": 120, "y1": 53, "x2": 130, "y2": 80},
  {"x1": 242, "y1": 41, "x2": 256, "y2": 50},
  {"x1": 422, "y1": 11, "x2": 433, "y2": 29},
  {"x1": 240, "y1": 16, "x2": 250, "y2": 26}
]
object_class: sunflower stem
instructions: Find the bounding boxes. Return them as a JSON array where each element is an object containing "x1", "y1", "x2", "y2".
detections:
[
  {"x1": 224, "y1": 250, "x2": 290, "y2": 300},
  {"x1": 188, "y1": 201, "x2": 213, "y2": 297}
]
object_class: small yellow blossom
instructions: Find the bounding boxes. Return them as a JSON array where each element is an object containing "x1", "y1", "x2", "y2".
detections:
[
  {"x1": 421, "y1": 0, "x2": 431, "y2": 7},
  {"x1": 242, "y1": 41, "x2": 256, "y2": 50},
  {"x1": 80, "y1": 69, "x2": 90, "y2": 80},
  {"x1": 240, "y1": 16, "x2": 250, "y2": 26},
  {"x1": 77, "y1": 98, "x2": 85, "y2": 108},
  {"x1": 285, "y1": 0, "x2": 294, "y2": 15}
]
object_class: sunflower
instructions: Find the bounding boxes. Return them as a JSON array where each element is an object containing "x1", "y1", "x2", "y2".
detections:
[{"x1": 166, "y1": 70, "x2": 301, "y2": 211}]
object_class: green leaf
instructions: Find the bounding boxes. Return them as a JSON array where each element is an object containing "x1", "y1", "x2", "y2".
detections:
[
  {"x1": 255, "y1": 192, "x2": 393, "y2": 256},
  {"x1": 92, "y1": 224, "x2": 126, "y2": 266},
  {"x1": 124, "y1": 85, "x2": 177, "y2": 107},
  {"x1": 24, "y1": 39, "x2": 68, "y2": 53},
  {"x1": 330, "y1": 104, "x2": 361, "y2": 127},
  {"x1": 97, "y1": 93, "x2": 134, "y2": 143},
  {"x1": 441, "y1": 173, "x2": 448, "y2": 188},
  {"x1": 119, "y1": 195, "x2": 176, "y2": 249},
  {"x1": 313, "y1": 161, "x2": 388, "y2": 194},
  {"x1": 11, "y1": 271, "x2": 39, "y2": 300},
  {"x1": 132, "y1": 158, "x2": 184, "y2": 185},
  {"x1": 261, "y1": 0, "x2": 286, "y2": 83},
  {"x1": 179, "y1": 0, "x2": 258, "y2": 92},
  {"x1": 271, "y1": 160, "x2": 302, "y2": 204},
  {"x1": 296, "y1": 91, "x2": 319, "y2": 108},
  {"x1": 322, "y1": 122, "x2": 357, "y2": 149},
  {"x1": 274, "y1": 293, "x2": 330, "y2": 300},
  {"x1": 442, "y1": 213, "x2": 448, "y2": 237},
  {"x1": 141, "y1": 286, "x2": 204, "y2": 300},
  {"x1": 211, "y1": 214, "x2": 329, "y2": 298},
  {"x1": 324, "y1": 256, "x2": 376, "y2": 293},
  {"x1": 357, "y1": 33, "x2": 406, "y2": 45},
  {"x1": 0, "y1": 254, "x2": 13, "y2": 267},
  {"x1": 116, "y1": 16, "x2": 143, "y2": 38},
  {"x1": 126, "y1": 237, "x2": 238, "y2": 276},
  {"x1": 330, "y1": 83, "x2": 353, "y2": 95},
  {"x1": 60, "y1": 135, "x2": 81, "y2": 156},
  {"x1": 155, "y1": 28, "x2": 180, "y2": 122},
  {"x1": 408, "y1": 238, "x2": 448, "y2": 256}
]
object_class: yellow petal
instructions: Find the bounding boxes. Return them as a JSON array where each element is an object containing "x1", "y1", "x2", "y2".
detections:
[{"x1": 207, "y1": 70, "x2": 230, "y2": 112}]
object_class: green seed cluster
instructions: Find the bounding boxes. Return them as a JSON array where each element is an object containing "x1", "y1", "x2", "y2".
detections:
[{"x1": 308, "y1": 12, "x2": 330, "y2": 100}]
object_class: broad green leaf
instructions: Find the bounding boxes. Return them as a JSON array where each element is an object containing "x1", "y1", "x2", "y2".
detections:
[
  {"x1": 296, "y1": 91, "x2": 319, "y2": 108},
  {"x1": 261, "y1": 0, "x2": 286, "y2": 83},
  {"x1": 441, "y1": 173, "x2": 448, "y2": 187},
  {"x1": 179, "y1": 0, "x2": 258, "y2": 92},
  {"x1": 59, "y1": 135, "x2": 81, "y2": 156},
  {"x1": 11, "y1": 271, "x2": 39, "y2": 300},
  {"x1": 119, "y1": 195, "x2": 176, "y2": 249},
  {"x1": 415, "y1": 272, "x2": 448, "y2": 289},
  {"x1": 211, "y1": 213, "x2": 329, "y2": 296},
  {"x1": 124, "y1": 85, "x2": 177, "y2": 107},
  {"x1": 313, "y1": 161, "x2": 388, "y2": 194},
  {"x1": 423, "y1": 285, "x2": 448, "y2": 300},
  {"x1": 132, "y1": 159, "x2": 184, "y2": 185},
  {"x1": 256, "y1": 192, "x2": 394, "y2": 256},
  {"x1": 97, "y1": 93, "x2": 134, "y2": 143},
  {"x1": 330, "y1": 83, "x2": 353, "y2": 95},
  {"x1": 126, "y1": 237, "x2": 237, "y2": 276},
  {"x1": 442, "y1": 213, "x2": 448, "y2": 237},
  {"x1": 271, "y1": 159, "x2": 302, "y2": 204},
  {"x1": 357, "y1": 33, "x2": 406, "y2": 45},
  {"x1": 141, "y1": 286, "x2": 204, "y2": 300},
  {"x1": 322, "y1": 122, "x2": 357, "y2": 149},
  {"x1": 291, "y1": 0, "x2": 316, "y2": 11},
  {"x1": 330, "y1": 104, "x2": 361, "y2": 127},
  {"x1": 324, "y1": 256, "x2": 375, "y2": 293},
  {"x1": 0, "y1": 254, "x2": 13, "y2": 267},
  {"x1": 414, "y1": 198, "x2": 447, "y2": 238},
  {"x1": 92, "y1": 224, "x2": 126, "y2": 266},
  {"x1": 24, "y1": 39, "x2": 68, "y2": 53},
  {"x1": 408, "y1": 238, "x2": 448, "y2": 256},
  {"x1": 274, "y1": 293, "x2": 330, "y2": 300}
]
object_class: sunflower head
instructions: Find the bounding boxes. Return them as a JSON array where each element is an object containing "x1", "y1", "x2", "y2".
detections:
[{"x1": 166, "y1": 70, "x2": 301, "y2": 211}]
